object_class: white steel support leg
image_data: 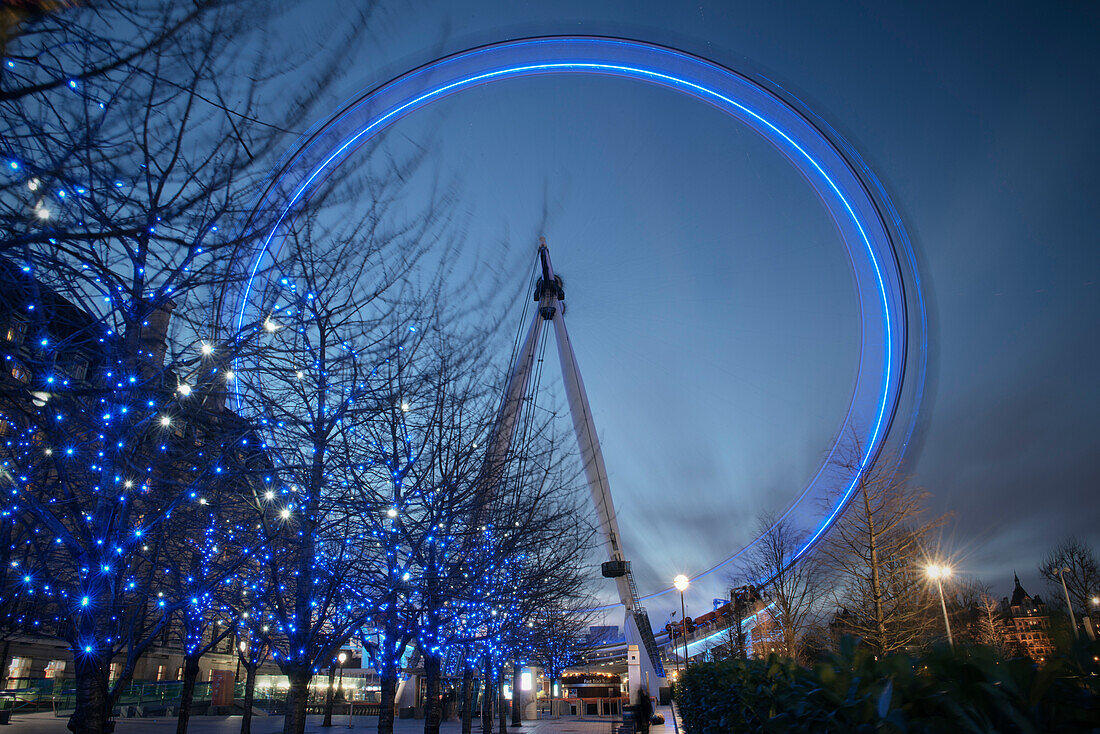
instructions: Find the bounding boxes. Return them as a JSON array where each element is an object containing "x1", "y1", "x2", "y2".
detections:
[
  {"x1": 482, "y1": 240, "x2": 665, "y2": 692},
  {"x1": 550, "y1": 307, "x2": 663, "y2": 692},
  {"x1": 549, "y1": 310, "x2": 633, "y2": 610}
]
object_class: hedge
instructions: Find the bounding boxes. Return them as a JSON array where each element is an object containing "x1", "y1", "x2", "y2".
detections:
[{"x1": 673, "y1": 638, "x2": 1100, "y2": 733}]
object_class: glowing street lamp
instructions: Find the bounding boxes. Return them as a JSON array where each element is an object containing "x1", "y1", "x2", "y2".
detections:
[
  {"x1": 674, "y1": 574, "x2": 690, "y2": 671},
  {"x1": 926, "y1": 564, "x2": 954, "y2": 649}
]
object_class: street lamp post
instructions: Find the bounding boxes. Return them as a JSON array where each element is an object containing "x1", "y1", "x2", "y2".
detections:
[
  {"x1": 337, "y1": 652, "x2": 347, "y2": 700},
  {"x1": 1053, "y1": 567, "x2": 1079, "y2": 640},
  {"x1": 235, "y1": 638, "x2": 243, "y2": 683},
  {"x1": 926, "y1": 565, "x2": 954, "y2": 649},
  {"x1": 674, "y1": 575, "x2": 690, "y2": 674}
]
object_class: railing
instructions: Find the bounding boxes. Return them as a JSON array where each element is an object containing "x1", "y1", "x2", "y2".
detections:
[
  {"x1": 621, "y1": 567, "x2": 667, "y2": 678},
  {"x1": 0, "y1": 678, "x2": 60, "y2": 713},
  {"x1": 535, "y1": 696, "x2": 627, "y2": 719},
  {"x1": 632, "y1": 608, "x2": 666, "y2": 678},
  {"x1": 51, "y1": 680, "x2": 215, "y2": 717},
  {"x1": 14, "y1": 675, "x2": 382, "y2": 719}
]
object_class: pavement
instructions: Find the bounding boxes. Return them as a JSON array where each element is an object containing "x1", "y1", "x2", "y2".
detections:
[{"x1": 1, "y1": 707, "x2": 679, "y2": 734}]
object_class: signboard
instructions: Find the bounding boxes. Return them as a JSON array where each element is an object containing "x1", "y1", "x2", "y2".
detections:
[{"x1": 210, "y1": 669, "x2": 234, "y2": 706}]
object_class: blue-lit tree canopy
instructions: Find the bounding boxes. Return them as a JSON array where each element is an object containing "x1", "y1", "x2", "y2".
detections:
[
  {"x1": 0, "y1": 5, "x2": 931, "y2": 734},
  {"x1": 0, "y1": 8, "x2": 602, "y2": 734}
]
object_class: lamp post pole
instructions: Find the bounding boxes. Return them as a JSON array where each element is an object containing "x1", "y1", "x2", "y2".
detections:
[
  {"x1": 680, "y1": 592, "x2": 689, "y2": 669},
  {"x1": 926, "y1": 565, "x2": 954, "y2": 649},
  {"x1": 1055, "y1": 567, "x2": 1079, "y2": 640},
  {"x1": 674, "y1": 575, "x2": 690, "y2": 674},
  {"x1": 935, "y1": 577, "x2": 953, "y2": 649},
  {"x1": 235, "y1": 638, "x2": 243, "y2": 683}
]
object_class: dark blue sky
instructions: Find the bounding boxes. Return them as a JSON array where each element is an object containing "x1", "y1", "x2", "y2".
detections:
[{"x1": 282, "y1": 0, "x2": 1100, "y2": 617}]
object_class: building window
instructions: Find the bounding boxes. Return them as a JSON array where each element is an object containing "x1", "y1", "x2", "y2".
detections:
[
  {"x1": 5, "y1": 318, "x2": 27, "y2": 345},
  {"x1": 60, "y1": 357, "x2": 88, "y2": 382}
]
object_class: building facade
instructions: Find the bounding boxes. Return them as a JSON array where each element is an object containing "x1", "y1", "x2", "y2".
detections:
[{"x1": 999, "y1": 574, "x2": 1055, "y2": 662}]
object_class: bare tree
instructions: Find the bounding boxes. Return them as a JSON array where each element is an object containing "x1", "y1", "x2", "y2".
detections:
[
  {"x1": 1039, "y1": 537, "x2": 1099, "y2": 620},
  {"x1": 235, "y1": 624, "x2": 271, "y2": 734},
  {"x1": 159, "y1": 460, "x2": 259, "y2": 734},
  {"x1": 475, "y1": 431, "x2": 595, "y2": 734},
  {"x1": 0, "y1": 253, "x2": 274, "y2": 734},
  {"x1": 0, "y1": 4, "x2": 375, "y2": 733},
  {"x1": 961, "y1": 581, "x2": 1008, "y2": 653},
  {"x1": 236, "y1": 220, "x2": 404, "y2": 734},
  {"x1": 1, "y1": 2, "x2": 217, "y2": 102},
  {"x1": 817, "y1": 439, "x2": 945, "y2": 655},
  {"x1": 738, "y1": 513, "x2": 827, "y2": 662},
  {"x1": 345, "y1": 334, "x2": 493, "y2": 734}
]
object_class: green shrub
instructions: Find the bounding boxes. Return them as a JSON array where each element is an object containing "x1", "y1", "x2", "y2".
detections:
[{"x1": 673, "y1": 638, "x2": 1100, "y2": 733}]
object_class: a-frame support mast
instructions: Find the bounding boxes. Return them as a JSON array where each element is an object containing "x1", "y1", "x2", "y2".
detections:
[{"x1": 484, "y1": 238, "x2": 666, "y2": 690}]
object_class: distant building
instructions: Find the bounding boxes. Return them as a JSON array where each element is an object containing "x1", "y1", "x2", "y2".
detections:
[
  {"x1": 749, "y1": 606, "x2": 783, "y2": 659},
  {"x1": 670, "y1": 588, "x2": 774, "y2": 661},
  {"x1": 999, "y1": 574, "x2": 1055, "y2": 662}
]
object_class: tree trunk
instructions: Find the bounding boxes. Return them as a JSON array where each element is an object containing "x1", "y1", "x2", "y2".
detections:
[
  {"x1": 481, "y1": 658, "x2": 493, "y2": 734},
  {"x1": 67, "y1": 651, "x2": 111, "y2": 734},
  {"x1": 781, "y1": 606, "x2": 797, "y2": 660},
  {"x1": 423, "y1": 653, "x2": 442, "y2": 734},
  {"x1": 377, "y1": 667, "x2": 397, "y2": 734},
  {"x1": 497, "y1": 675, "x2": 507, "y2": 734},
  {"x1": 240, "y1": 664, "x2": 257, "y2": 734},
  {"x1": 282, "y1": 669, "x2": 312, "y2": 734},
  {"x1": 862, "y1": 484, "x2": 886, "y2": 654},
  {"x1": 510, "y1": 662, "x2": 521, "y2": 726},
  {"x1": 321, "y1": 664, "x2": 337, "y2": 727},
  {"x1": 460, "y1": 666, "x2": 473, "y2": 734},
  {"x1": 0, "y1": 640, "x2": 9, "y2": 688},
  {"x1": 175, "y1": 655, "x2": 202, "y2": 734}
]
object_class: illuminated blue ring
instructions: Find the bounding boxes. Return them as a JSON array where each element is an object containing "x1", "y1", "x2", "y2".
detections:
[{"x1": 232, "y1": 37, "x2": 921, "y2": 610}]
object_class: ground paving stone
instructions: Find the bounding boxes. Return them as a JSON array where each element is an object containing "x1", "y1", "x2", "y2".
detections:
[{"x1": 3, "y1": 708, "x2": 677, "y2": 734}]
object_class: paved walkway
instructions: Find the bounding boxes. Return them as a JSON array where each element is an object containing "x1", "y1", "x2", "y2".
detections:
[{"x1": 2, "y1": 708, "x2": 678, "y2": 734}]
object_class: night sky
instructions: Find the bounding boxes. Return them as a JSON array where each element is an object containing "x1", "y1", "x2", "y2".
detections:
[{"x1": 275, "y1": 1, "x2": 1100, "y2": 620}]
